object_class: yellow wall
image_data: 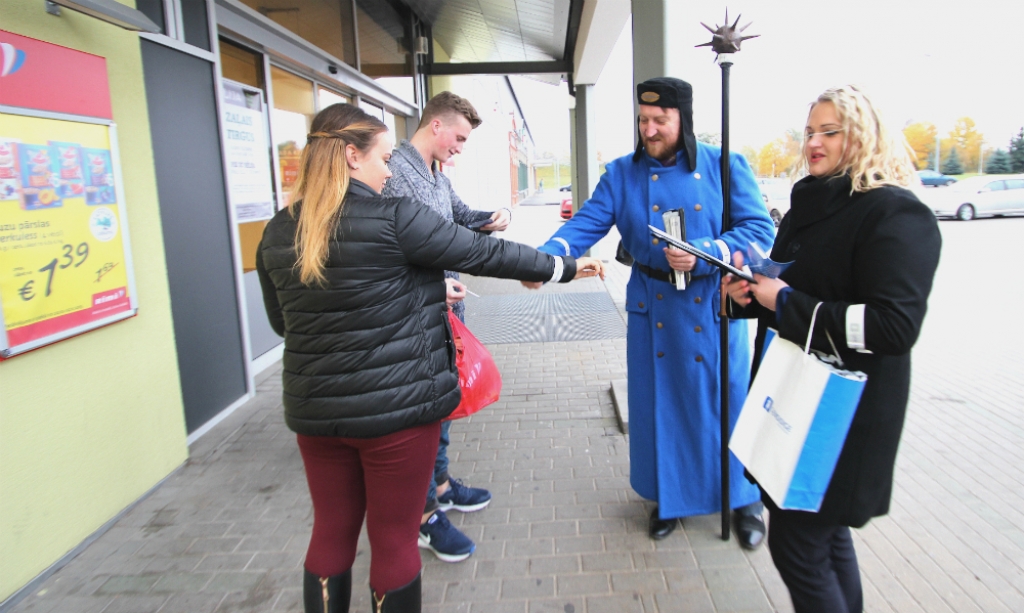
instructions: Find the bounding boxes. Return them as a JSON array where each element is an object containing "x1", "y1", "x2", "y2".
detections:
[{"x1": 0, "y1": 2, "x2": 188, "y2": 601}]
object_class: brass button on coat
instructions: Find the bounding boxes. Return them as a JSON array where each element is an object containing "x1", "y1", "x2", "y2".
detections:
[
  {"x1": 656, "y1": 294, "x2": 663, "y2": 300},
  {"x1": 694, "y1": 296, "x2": 702, "y2": 304},
  {"x1": 694, "y1": 204, "x2": 703, "y2": 211},
  {"x1": 653, "y1": 205, "x2": 660, "y2": 212},
  {"x1": 652, "y1": 174, "x2": 659, "y2": 181},
  {"x1": 652, "y1": 238, "x2": 659, "y2": 245},
  {"x1": 638, "y1": 302, "x2": 645, "y2": 308},
  {"x1": 694, "y1": 326, "x2": 702, "y2": 333},
  {"x1": 658, "y1": 351, "x2": 665, "y2": 358},
  {"x1": 695, "y1": 355, "x2": 703, "y2": 362},
  {"x1": 657, "y1": 322, "x2": 664, "y2": 329}
]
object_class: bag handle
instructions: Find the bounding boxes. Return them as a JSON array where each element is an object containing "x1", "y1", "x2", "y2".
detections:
[{"x1": 804, "y1": 302, "x2": 844, "y2": 365}]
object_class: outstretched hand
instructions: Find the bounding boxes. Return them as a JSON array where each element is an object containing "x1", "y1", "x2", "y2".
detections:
[
  {"x1": 479, "y1": 208, "x2": 511, "y2": 232},
  {"x1": 574, "y1": 257, "x2": 606, "y2": 281},
  {"x1": 520, "y1": 256, "x2": 606, "y2": 290}
]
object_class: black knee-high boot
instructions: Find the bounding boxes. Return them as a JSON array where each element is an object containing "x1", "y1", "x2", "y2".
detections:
[
  {"x1": 304, "y1": 569, "x2": 352, "y2": 613},
  {"x1": 370, "y1": 573, "x2": 420, "y2": 613}
]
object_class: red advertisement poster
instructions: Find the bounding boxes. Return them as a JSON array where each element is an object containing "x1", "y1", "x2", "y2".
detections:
[{"x1": 0, "y1": 30, "x2": 112, "y2": 120}]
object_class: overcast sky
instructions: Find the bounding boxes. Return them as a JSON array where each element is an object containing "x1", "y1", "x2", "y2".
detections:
[{"x1": 513, "y1": 0, "x2": 1024, "y2": 162}]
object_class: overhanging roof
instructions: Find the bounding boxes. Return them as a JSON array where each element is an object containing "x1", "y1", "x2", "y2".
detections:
[
  {"x1": 399, "y1": 0, "x2": 595, "y2": 79},
  {"x1": 402, "y1": 0, "x2": 628, "y2": 86}
]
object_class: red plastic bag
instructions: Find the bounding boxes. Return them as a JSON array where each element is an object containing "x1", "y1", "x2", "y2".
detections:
[{"x1": 445, "y1": 310, "x2": 502, "y2": 420}]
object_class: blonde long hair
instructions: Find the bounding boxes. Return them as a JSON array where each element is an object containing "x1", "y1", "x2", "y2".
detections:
[
  {"x1": 291, "y1": 104, "x2": 387, "y2": 286},
  {"x1": 795, "y1": 85, "x2": 917, "y2": 192}
]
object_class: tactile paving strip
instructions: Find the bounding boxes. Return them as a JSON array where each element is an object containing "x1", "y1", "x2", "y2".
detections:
[{"x1": 463, "y1": 292, "x2": 626, "y2": 344}]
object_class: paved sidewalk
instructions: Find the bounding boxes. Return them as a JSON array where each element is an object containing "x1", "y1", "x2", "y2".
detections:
[
  {"x1": 7, "y1": 278, "x2": 787, "y2": 613},
  {"x1": 8, "y1": 209, "x2": 1024, "y2": 612}
]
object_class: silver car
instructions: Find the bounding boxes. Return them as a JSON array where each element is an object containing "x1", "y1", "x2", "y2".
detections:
[{"x1": 927, "y1": 174, "x2": 1024, "y2": 221}]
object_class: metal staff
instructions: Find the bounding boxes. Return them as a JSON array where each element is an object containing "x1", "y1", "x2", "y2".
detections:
[{"x1": 697, "y1": 9, "x2": 759, "y2": 541}]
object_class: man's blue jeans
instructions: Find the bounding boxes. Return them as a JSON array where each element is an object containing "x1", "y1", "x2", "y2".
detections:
[{"x1": 423, "y1": 420, "x2": 451, "y2": 514}]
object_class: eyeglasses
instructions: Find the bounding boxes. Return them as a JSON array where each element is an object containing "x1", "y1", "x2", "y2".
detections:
[{"x1": 805, "y1": 130, "x2": 843, "y2": 140}]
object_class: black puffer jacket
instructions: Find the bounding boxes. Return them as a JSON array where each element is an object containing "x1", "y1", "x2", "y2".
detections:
[{"x1": 256, "y1": 180, "x2": 576, "y2": 438}]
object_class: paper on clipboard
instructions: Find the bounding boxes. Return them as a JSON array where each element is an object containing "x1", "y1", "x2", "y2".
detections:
[{"x1": 648, "y1": 225, "x2": 756, "y2": 282}]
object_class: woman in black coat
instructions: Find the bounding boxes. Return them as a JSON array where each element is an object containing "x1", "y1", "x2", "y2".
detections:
[
  {"x1": 726, "y1": 85, "x2": 941, "y2": 613},
  {"x1": 256, "y1": 104, "x2": 603, "y2": 613}
]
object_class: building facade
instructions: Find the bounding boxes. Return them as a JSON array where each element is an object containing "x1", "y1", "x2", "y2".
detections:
[{"x1": 2, "y1": 0, "x2": 626, "y2": 605}]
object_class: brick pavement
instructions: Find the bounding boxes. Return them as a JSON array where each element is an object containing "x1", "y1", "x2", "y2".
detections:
[{"x1": 7, "y1": 209, "x2": 1024, "y2": 613}]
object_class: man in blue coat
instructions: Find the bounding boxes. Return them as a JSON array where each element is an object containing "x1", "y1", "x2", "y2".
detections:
[{"x1": 533, "y1": 78, "x2": 775, "y2": 548}]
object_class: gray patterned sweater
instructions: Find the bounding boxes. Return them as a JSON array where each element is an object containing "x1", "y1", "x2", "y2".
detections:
[{"x1": 382, "y1": 140, "x2": 495, "y2": 320}]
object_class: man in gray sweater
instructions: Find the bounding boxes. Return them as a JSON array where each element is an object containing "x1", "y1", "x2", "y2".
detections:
[{"x1": 382, "y1": 91, "x2": 512, "y2": 563}]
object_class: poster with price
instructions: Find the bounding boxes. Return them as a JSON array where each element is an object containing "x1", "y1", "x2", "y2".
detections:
[{"x1": 0, "y1": 110, "x2": 137, "y2": 358}]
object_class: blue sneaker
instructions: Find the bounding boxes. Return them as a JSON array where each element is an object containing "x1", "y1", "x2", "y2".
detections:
[
  {"x1": 437, "y1": 478, "x2": 492, "y2": 513},
  {"x1": 418, "y1": 510, "x2": 475, "y2": 563}
]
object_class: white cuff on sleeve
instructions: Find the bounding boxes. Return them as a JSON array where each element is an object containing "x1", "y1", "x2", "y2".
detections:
[
  {"x1": 550, "y1": 256, "x2": 564, "y2": 283},
  {"x1": 553, "y1": 237, "x2": 571, "y2": 256},
  {"x1": 845, "y1": 304, "x2": 867, "y2": 350},
  {"x1": 714, "y1": 239, "x2": 729, "y2": 262}
]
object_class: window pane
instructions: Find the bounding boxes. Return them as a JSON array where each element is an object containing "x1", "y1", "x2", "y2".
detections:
[
  {"x1": 374, "y1": 76, "x2": 415, "y2": 106},
  {"x1": 318, "y1": 88, "x2": 349, "y2": 110},
  {"x1": 392, "y1": 113, "x2": 407, "y2": 141},
  {"x1": 135, "y1": 0, "x2": 166, "y2": 33},
  {"x1": 987, "y1": 181, "x2": 1006, "y2": 191},
  {"x1": 219, "y1": 39, "x2": 262, "y2": 88},
  {"x1": 356, "y1": 1, "x2": 409, "y2": 77},
  {"x1": 237, "y1": 0, "x2": 357, "y2": 68},
  {"x1": 181, "y1": 0, "x2": 211, "y2": 51},
  {"x1": 270, "y1": 67, "x2": 315, "y2": 206},
  {"x1": 358, "y1": 100, "x2": 384, "y2": 121},
  {"x1": 1005, "y1": 179, "x2": 1024, "y2": 190},
  {"x1": 271, "y1": 67, "x2": 316, "y2": 117}
]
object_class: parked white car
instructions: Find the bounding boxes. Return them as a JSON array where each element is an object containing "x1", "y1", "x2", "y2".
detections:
[{"x1": 925, "y1": 174, "x2": 1024, "y2": 221}]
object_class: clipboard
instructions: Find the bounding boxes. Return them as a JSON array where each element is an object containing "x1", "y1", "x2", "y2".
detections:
[{"x1": 649, "y1": 225, "x2": 756, "y2": 283}]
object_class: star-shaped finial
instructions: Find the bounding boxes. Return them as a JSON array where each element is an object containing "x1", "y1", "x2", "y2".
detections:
[{"x1": 696, "y1": 9, "x2": 759, "y2": 58}]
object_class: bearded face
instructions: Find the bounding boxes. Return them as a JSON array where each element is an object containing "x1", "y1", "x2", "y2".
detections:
[{"x1": 638, "y1": 105, "x2": 681, "y2": 164}]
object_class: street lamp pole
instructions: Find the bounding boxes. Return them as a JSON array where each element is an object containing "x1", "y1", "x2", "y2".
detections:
[{"x1": 697, "y1": 9, "x2": 758, "y2": 542}]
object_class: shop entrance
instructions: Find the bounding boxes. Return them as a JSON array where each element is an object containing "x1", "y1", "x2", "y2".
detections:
[{"x1": 219, "y1": 40, "x2": 360, "y2": 364}]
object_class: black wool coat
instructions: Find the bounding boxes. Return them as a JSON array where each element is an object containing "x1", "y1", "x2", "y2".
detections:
[
  {"x1": 256, "y1": 180, "x2": 575, "y2": 439},
  {"x1": 741, "y1": 174, "x2": 942, "y2": 527}
]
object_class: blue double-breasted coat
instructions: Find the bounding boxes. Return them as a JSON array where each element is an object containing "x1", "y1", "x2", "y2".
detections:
[{"x1": 539, "y1": 144, "x2": 775, "y2": 518}]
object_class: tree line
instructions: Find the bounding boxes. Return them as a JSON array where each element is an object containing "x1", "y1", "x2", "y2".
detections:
[
  {"x1": 903, "y1": 120, "x2": 1024, "y2": 175},
  {"x1": 702, "y1": 122, "x2": 1024, "y2": 178}
]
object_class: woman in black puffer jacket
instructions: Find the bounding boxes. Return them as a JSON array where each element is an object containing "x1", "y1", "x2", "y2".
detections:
[{"x1": 256, "y1": 103, "x2": 603, "y2": 613}]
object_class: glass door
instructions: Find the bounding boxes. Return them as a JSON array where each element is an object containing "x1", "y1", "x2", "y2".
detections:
[
  {"x1": 218, "y1": 40, "x2": 290, "y2": 361},
  {"x1": 270, "y1": 66, "x2": 315, "y2": 208}
]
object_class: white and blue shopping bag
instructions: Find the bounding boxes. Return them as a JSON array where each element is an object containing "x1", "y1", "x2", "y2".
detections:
[{"x1": 729, "y1": 303, "x2": 867, "y2": 512}]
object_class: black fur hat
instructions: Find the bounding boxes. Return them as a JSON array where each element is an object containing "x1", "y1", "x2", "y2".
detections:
[{"x1": 632, "y1": 77, "x2": 697, "y2": 171}]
